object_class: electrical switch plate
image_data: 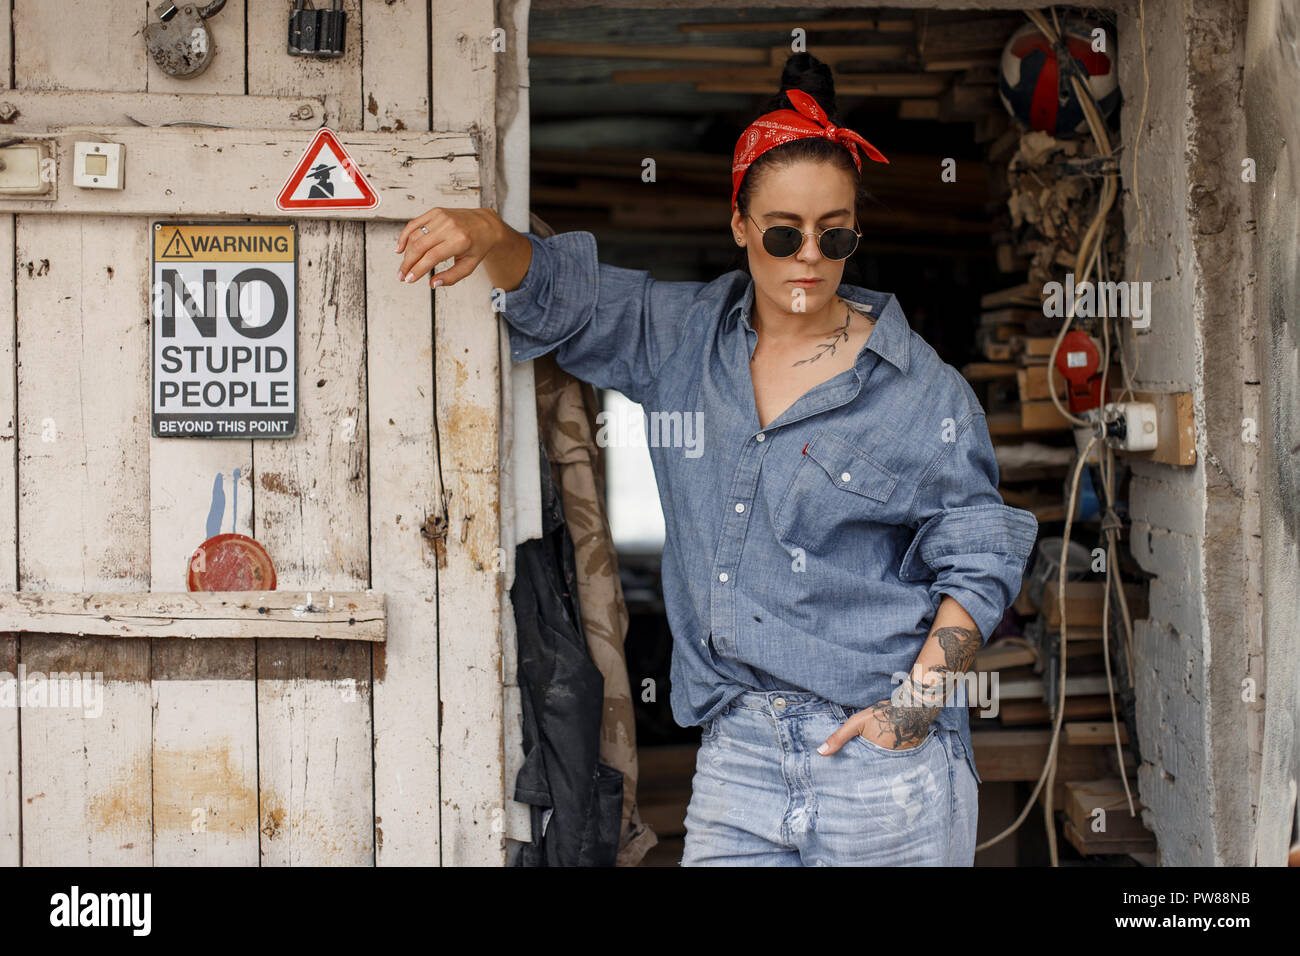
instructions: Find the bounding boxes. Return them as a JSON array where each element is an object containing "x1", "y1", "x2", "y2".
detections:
[
  {"x1": 0, "y1": 141, "x2": 53, "y2": 195},
  {"x1": 73, "y1": 141, "x2": 125, "y2": 189}
]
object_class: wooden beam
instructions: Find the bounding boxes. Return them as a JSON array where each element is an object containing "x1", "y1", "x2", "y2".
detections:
[
  {"x1": 0, "y1": 128, "x2": 478, "y2": 220},
  {"x1": 1064, "y1": 721, "x2": 1130, "y2": 745},
  {"x1": 1043, "y1": 581, "x2": 1149, "y2": 630},
  {"x1": 0, "y1": 89, "x2": 331, "y2": 129},
  {"x1": 695, "y1": 78, "x2": 949, "y2": 98},
  {"x1": 969, "y1": 728, "x2": 1116, "y2": 781},
  {"x1": 530, "y1": 41, "x2": 768, "y2": 62},
  {"x1": 679, "y1": 19, "x2": 914, "y2": 34},
  {"x1": 613, "y1": 66, "x2": 948, "y2": 95},
  {"x1": 766, "y1": 45, "x2": 914, "y2": 66},
  {"x1": 899, "y1": 99, "x2": 940, "y2": 120},
  {"x1": 0, "y1": 591, "x2": 385, "y2": 641}
]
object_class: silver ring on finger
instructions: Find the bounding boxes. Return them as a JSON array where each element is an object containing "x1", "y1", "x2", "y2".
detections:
[{"x1": 420, "y1": 225, "x2": 429, "y2": 235}]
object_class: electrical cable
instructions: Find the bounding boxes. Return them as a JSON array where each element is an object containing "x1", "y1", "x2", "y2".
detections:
[
  {"x1": 975, "y1": 2, "x2": 1148, "y2": 860},
  {"x1": 976, "y1": 429, "x2": 1100, "y2": 857}
]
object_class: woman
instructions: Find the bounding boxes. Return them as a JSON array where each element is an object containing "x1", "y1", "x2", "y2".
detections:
[{"x1": 395, "y1": 53, "x2": 1039, "y2": 866}]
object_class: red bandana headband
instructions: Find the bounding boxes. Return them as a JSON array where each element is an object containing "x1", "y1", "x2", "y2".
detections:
[{"x1": 731, "y1": 88, "x2": 889, "y2": 211}]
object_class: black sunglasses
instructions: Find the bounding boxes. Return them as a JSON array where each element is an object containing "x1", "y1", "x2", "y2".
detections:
[{"x1": 746, "y1": 213, "x2": 861, "y2": 260}]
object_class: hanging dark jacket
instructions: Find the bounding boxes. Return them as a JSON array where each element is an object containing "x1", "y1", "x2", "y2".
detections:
[{"x1": 510, "y1": 439, "x2": 623, "y2": 866}]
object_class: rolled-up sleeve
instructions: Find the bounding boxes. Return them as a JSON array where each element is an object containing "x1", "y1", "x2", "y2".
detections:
[
  {"x1": 899, "y1": 408, "x2": 1039, "y2": 643},
  {"x1": 496, "y1": 230, "x2": 703, "y2": 406}
]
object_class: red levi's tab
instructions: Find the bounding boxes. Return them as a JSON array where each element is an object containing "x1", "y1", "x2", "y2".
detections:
[{"x1": 803, "y1": 442, "x2": 809, "y2": 455}]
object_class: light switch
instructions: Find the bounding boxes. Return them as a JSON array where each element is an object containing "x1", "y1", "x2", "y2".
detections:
[
  {"x1": 73, "y1": 141, "x2": 124, "y2": 190},
  {"x1": 0, "y1": 142, "x2": 53, "y2": 195}
]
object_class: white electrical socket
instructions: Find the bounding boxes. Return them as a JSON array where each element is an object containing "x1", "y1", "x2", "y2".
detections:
[
  {"x1": 1106, "y1": 401, "x2": 1158, "y2": 451},
  {"x1": 73, "y1": 141, "x2": 124, "y2": 190}
]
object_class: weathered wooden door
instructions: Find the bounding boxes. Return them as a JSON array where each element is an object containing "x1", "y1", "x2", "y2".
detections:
[{"x1": 0, "y1": 0, "x2": 505, "y2": 866}]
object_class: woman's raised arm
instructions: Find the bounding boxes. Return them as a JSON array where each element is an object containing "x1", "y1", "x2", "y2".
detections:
[{"x1": 396, "y1": 207, "x2": 708, "y2": 406}]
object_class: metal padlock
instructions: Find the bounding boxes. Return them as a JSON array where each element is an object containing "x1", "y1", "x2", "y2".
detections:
[
  {"x1": 288, "y1": 0, "x2": 347, "y2": 59},
  {"x1": 144, "y1": 1, "x2": 227, "y2": 78}
]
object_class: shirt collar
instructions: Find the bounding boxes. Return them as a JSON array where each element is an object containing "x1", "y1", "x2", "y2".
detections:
[{"x1": 726, "y1": 274, "x2": 911, "y2": 375}]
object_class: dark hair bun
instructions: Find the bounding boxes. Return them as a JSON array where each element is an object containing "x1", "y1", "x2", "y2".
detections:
[{"x1": 759, "y1": 52, "x2": 839, "y2": 123}]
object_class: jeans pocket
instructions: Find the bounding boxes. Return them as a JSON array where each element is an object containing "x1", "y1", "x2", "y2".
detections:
[
  {"x1": 700, "y1": 711, "x2": 723, "y2": 744},
  {"x1": 851, "y1": 725, "x2": 940, "y2": 758}
]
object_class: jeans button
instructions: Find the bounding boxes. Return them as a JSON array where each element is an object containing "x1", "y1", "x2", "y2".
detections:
[{"x1": 773, "y1": 697, "x2": 786, "y2": 709}]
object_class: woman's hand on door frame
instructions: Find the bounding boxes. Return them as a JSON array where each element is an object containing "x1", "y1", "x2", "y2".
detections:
[{"x1": 394, "y1": 206, "x2": 501, "y2": 288}]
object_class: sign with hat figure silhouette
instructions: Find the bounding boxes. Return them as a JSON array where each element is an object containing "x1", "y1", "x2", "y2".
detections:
[{"x1": 276, "y1": 127, "x2": 379, "y2": 211}]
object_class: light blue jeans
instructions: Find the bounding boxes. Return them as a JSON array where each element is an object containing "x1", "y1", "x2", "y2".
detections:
[{"x1": 680, "y1": 690, "x2": 978, "y2": 866}]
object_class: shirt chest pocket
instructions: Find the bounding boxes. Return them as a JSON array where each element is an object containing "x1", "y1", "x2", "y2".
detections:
[{"x1": 771, "y1": 430, "x2": 905, "y2": 556}]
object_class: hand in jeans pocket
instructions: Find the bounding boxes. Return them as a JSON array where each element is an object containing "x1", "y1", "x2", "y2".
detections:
[{"x1": 816, "y1": 696, "x2": 937, "y2": 756}]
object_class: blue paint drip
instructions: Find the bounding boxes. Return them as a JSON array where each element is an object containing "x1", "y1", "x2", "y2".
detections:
[
  {"x1": 232, "y1": 467, "x2": 240, "y2": 533},
  {"x1": 206, "y1": 473, "x2": 225, "y2": 539}
]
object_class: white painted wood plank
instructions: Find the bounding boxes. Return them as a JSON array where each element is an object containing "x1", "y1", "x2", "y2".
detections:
[
  {"x1": 16, "y1": 215, "x2": 153, "y2": 865},
  {"x1": 362, "y1": 0, "x2": 430, "y2": 133},
  {"x1": 145, "y1": 25, "x2": 260, "y2": 868},
  {"x1": 0, "y1": 127, "x2": 479, "y2": 220},
  {"x1": 0, "y1": 89, "x2": 329, "y2": 129},
  {"x1": 247, "y1": 0, "x2": 363, "y2": 130},
  {"x1": 0, "y1": 212, "x2": 18, "y2": 866},
  {"x1": 363, "y1": 0, "x2": 441, "y2": 867},
  {"x1": 150, "y1": 455, "x2": 259, "y2": 865},
  {"x1": 0, "y1": 590, "x2": 385, "y2": 639},
  {"x1": 14, "y1": 0, "x2": 146, "y2": 92},
  {"x1": 255, "y1": 219, "x2": 374, "y2": 866},
  {"x1": 0, "y1": 1, "x2": 11, "y2": 89},
  {"x1": 146, "y1": 0, "x2": 247, "y2": 96},
  {"x1": 431, "y1": 0, "x2": 505, "y2": 867},
  {"x1": 13, "y1": 1, "x2": 153, "y2": 868},
  {"x1": 0, "y1": 0, "x2": 13, "y2": 857},
  {"x1": 248, "y1": 0, "x2": 371, "y2": 869},
  {"x1": 497, "y1": 0, "x2": 539, "y2": 846},
  {"x1": 365, "y1": 222, "x2": 442, "y2": 864}
]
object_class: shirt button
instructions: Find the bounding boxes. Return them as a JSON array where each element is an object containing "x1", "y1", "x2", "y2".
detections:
[
  {"x1": 718, "y1": 572, "x2": 729, "y2": 583},
  {"x1": 841, "y1": 471, "x2": 851, "y2": 482},
  {"x1": 734, "y1": 502, "x2": 745, "y2": 513},
  {"x1": 755, "y1": 433, "x2": 765, "y2": 442}
]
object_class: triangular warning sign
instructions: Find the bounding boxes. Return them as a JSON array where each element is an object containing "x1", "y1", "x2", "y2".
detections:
[
  {"x1": 276, "y1": 128, "x2": 380, "y2": 211},
  {"x1": 160, "y1": 229, "x2": 194, "y2": 258}
]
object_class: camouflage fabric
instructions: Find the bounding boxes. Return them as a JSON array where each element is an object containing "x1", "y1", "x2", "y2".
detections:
[{"x1": 533, "y1": 350, "x2": 658, "y2": 866}]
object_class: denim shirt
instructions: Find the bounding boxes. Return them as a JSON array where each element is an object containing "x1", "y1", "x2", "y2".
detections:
[{"x1": 497, "y1": 230, "x2": 1039, "y2": 783}]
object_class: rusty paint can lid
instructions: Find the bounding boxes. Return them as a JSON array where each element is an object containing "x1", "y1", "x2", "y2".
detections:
[{"x1": 187, "y1": 533, "x2": 277, "y2": 591}]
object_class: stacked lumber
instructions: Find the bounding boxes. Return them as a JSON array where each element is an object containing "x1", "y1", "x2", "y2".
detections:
[
  {"x1": 971, "y1": 574, "x2": 1152, "y2": 859},
  {"x1": 1063, "y1": 779, "x2": 1156, "y2": 856}
]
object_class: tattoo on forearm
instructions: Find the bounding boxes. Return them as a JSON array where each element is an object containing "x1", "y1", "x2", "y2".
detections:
[
  {"x1": 862, "y1": 624, "x2": 982, "y2": 748},
  {"x1": 933, "y1": 625, "x2": 982, "y2": 677}
]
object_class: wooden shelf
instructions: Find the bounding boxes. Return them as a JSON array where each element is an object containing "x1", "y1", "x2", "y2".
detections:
[{"x1": 0, "y1": 591, "x2": 385, "y2": 642}]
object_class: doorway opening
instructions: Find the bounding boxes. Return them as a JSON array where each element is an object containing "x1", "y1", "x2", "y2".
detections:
[{"x1": 524, "y1": 3, "x2": 1146, "y2": 867}]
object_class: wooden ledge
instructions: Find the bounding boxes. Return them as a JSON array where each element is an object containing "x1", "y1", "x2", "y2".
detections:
[{"x1": 0, "y1": 591, "x2": 384, "y2": 642}]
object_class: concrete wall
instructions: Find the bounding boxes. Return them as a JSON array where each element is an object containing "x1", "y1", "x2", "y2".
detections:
[{"x1": 1115, "y1": 0, "x2": 1260, "y2": 865}]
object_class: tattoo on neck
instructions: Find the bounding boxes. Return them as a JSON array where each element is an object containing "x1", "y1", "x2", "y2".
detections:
[{"x1": 791, "y1": 303, "x2": 852, "y2": 367}]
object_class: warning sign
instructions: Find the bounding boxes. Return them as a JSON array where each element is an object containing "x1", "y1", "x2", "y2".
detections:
[
  {"x1": 151, "y1": 222, "x2": 298, "y2": 439},
  {"x1": 275, "y1": 128, "x2": 379, "y2": 211}
]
